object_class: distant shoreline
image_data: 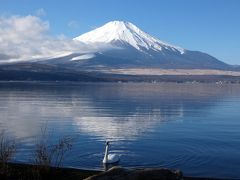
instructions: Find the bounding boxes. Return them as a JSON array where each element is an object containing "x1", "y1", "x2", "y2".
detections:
[
  {"x1": 1, "y1": 74, "x2": 240, "y2": 83},
  {"x1": 106, "y1": 68, "x2": 240, "y2": 76},
  {"x1": 1, "y1": 63, "x2": 240, "y2": 83}
]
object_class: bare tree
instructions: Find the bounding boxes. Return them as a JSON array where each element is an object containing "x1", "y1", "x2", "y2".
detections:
[
  {"x1": 0, "y1": 130, "x2": 16, "y2": 176},
  {"x1": 33, "y1": 126, "x2": 73, "y2": 169}
]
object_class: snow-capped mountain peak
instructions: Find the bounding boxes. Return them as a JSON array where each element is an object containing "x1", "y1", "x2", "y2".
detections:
[
  {"x1": 71, "y1": 21, "x2": 227, "y2": 70},
  {"x1": 74, "y1": 20, "x2": 185, "y2": 54}
]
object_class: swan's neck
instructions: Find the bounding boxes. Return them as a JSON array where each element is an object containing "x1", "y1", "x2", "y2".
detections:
[{"x1": 104, "y1": 144, "x2": 109, "y2": 162}]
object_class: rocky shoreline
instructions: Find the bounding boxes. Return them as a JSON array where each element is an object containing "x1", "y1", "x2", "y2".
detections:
[{"x1": 85, "y1": 166, "x2": 230, "y2": 180}]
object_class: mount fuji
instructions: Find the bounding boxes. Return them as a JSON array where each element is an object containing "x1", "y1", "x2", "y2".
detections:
[{"x1": 70, "y1": 20, "x2": 229, "y2": 69}]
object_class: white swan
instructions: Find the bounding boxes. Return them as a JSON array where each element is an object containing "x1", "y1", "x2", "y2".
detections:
[{"x1": 102, "y1": 141, "x2": 120, "y2": 164}]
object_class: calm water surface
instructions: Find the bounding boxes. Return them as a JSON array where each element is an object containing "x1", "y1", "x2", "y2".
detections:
[{"x1": 0, "y1": 82, "x2": 240, "y2": 178}]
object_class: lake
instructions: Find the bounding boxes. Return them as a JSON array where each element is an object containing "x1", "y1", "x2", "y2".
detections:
[{"x1": 0, "y1": 82, "x2": 240, "y2": 178}]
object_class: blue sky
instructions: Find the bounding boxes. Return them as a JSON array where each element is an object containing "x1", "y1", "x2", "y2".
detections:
[{"x1": 0, "y1": 0, "x2": 240, "y2": 64}]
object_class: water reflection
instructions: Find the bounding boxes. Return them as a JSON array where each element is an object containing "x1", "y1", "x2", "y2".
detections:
[
  {"x1": 74, "y1": 107, "x2": 184, "y2": 141},
  {"x1": 1, "y1": 82, "x2": 240, "y2": 178},
  {"x1": 0, "y1": 82, "x2": 239, "y2": 141}
]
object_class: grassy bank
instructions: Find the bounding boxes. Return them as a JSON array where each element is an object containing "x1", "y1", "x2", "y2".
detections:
[
  {"x1": 0, "y1": 162, "x2": 100, "y2": 180},
  {"x1": 0, "y1": 163, "x2": 232, "y2": 180}
]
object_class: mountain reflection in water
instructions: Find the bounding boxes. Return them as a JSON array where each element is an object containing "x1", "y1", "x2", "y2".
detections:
[{"x1": 0, "y1": 82, "x2": 240, "y2": 178}]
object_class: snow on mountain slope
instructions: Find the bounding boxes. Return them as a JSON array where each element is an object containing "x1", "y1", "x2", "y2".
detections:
[
  {"x1": 74, "y1": 21, "x2": 185, "y2": 54},
  {"x1": 72, "y1": 21, "x2": 229, "y2": 69}
]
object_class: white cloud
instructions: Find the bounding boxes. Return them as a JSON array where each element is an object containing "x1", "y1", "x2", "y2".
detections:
[
  {"x1": 0, "y1": 15, "x2": 93, "y2": 63},
  {"x1": 71, "y1": 53, "x2": 95, "y2": 61}
]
